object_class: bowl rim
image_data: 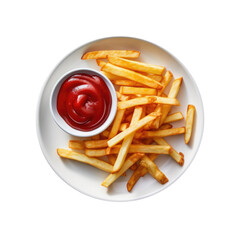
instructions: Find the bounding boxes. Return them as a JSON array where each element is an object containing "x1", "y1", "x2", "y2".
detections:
[{"x1": 49, "y1": 68, "x2": 117, "y2": 137}]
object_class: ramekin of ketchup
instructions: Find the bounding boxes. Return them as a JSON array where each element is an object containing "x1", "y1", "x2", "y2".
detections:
[{"x1": 50, "y1": 69, "x2": 117, "y2": 137}]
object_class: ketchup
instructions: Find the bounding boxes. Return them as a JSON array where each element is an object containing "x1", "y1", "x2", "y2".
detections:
[{"x1": 57, "y1": 73, "x2": 112, "y2": 131}]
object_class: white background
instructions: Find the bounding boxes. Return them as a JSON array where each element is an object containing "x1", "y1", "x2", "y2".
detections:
[{"x1": 1, "y1": 0, "x2": 240, "y2": 239}]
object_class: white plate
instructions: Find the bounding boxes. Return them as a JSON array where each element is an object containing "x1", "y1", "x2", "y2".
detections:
[{"x1": 37, "y1": 37, "x2": 204, "y2": 201}]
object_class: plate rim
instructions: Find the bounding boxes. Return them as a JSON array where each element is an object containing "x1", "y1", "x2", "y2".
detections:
[{"x1": 36, "y1": 36, "x2": 204, "y2": 202}]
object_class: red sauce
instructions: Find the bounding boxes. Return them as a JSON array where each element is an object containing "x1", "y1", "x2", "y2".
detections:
[{"x1": 57, "y1": 73, "x2": 112, "y2": 131}]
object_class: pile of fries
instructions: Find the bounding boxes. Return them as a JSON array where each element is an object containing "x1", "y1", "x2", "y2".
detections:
[{"x1": 57, "y1": 50, "x2": 196, "y2": 192}]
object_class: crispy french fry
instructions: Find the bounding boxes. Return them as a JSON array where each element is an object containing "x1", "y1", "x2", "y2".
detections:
[
  {"x1": 159, "y1": 77, "x2": 183, "y2": 126},
  {"x1": 102, "y1": 63, "x2": 163, "y2": 89},
  {"x1": 185, "y1": 105, "x2": 195, "y2": 144},
  {"x1": 91, "y1": 135, "x2": 100, "y2": 140},
  {"x1": 148, "y1": 104, "x2": 162, "y2": 129},
  {"x1": 118, "y1": 96, "x2": 179, "y2": 110},
  {"x1": 57, "y1": 149, "x2": 113, "y2": 172},
  {"x1": 108, "y1": 109, "x2": 125, "y2": 139},
  {"x1": 119, "y1": 86, "x2": 157, "y2": 96},
  {"x1": 85, "y1": 145, "x2": 170, "y2": 157},
  {"x1": 113, "y1": 107, "x2": 143, "y2": 172},
  {"x1": 96, "y1": 59, "x2": 107, "y2": 67},
  {"x1": 127, "y1": 145, "x2": 170, "y2": 154},
  {"x1": 101, "y1": 71, "x2": 125, "y2": 81},
  {"x1": 68, "y1": 140, "x2": 84, "y2": 150},
  {"x1": 127, "y1": 154, "x2": 158, "y2": 191},
  {"x1": 119, "y1": 122, "x2": 130, "y2": 132},
  {"x1": 107, "y1": 112, "x2": 160, "y2": 147},
  {"x1": 164, "y1": 112, "x2": 184, "y2": 124},
  {"x1": 125, "y1": 113, "x2": 133, "y2": 122},
  {"x1": 111, "y1": 79, "x2": 146, "y2": 87},
  {"x1": 107, "y1": 56, "x2": 165, "y2": 75},
  {"x1": 101, "y1": 153, "x2": 144, "y2": 187},
  {"x1": 82, "y1": 50, "x2": 140, "y2": 59},
  {"x1": 153, "y1": 137, "x2": 184, "y2": 166},
  {"x1": 159, "y1": 123, "x2": 173, "y2": 130},
  {"x1": 116, "y1": 91, "x2": 130, "y2": 101},
  {"x1": 107, "y1": 155, "x2": 116, "y2": 165},
  {"x1": 144, "y1": 73, "x2": 162, "y2": 82},
  {"x1": 140, "y1": 157, "x2": 168, "y2": 184},
  {"x1": 139, "y1": 127, "x2": 185, "y2": 138},
  {"x1": 158, "y1": 71, "x2": 173, "y2": 95},
  {"x1": 85, "y1": 149, "x2": 108, "y2": 157},
  {"x1": 84, "y1": 139, "x2": 108, "y2": 149},
  {"x1": 100, "y1": 130, "x2": 110, "y2": 139}
]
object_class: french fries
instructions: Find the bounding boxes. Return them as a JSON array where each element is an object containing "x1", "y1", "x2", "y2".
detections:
[
  {"x1": 68, "y1": 140, "x2": 84, "y2": 150},
  {"x1": 57, "y1": 148, "x2": 113, "y2": 172},
  {"x1": 55, "y1": 49, "x2": 197, "y2": 193},
  {"x1": 118, "y1": 96, "x2": 180, "y2": 110},
  {"x1": 119, "y1": 86, "x2": 157, "y2": 95},
  {"x1": 82, "y1": 50, "x2": 140, "y2": 59},
  {"x1": 107, "y1": 56, "x2": 165, "y2": 75},
  {"x1": 113, "y1": 107, "x2": 143, "y2": 172},
  {"x1": 164, "y1": 112, "x2": 184, "y2": 124},
  {"x1": 185, "y1": 105, "x2": 195, "y2": 144},
  {"x1": 140, "y1": 157, "x2": 168, "y2": 184},
  {"x1": 139, "y1": 127, "x2": 185, "y2": 138},
  {"x1": 102, "y1": 153, "x2": 144, "y2": 187},
  {"x1": 154, "y1": 137, "x2": 184, "y2": 166},
  {"x1": 108, "y1": 109, "x2": 126, "y2": 139},
  {"x1": 159, "y1": 77, "x2": 183, "y2": 126},
  {"x1": 85, "y1": 144, "x2": 170, "y2": 157},
  {"x1": 108, "y1": 112, "x2": 160, "y2": 147},
  {"x1": 127, "y1": 154, "x2": 158, "y2": 191},
  {"x1": 102, "y1": 63, "x2": 163, "y2": 89}
]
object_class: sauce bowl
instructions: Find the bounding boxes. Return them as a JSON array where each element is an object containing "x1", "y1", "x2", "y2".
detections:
[{"x1": 50, "y1": 68, "x2": 117, "y2": 137}]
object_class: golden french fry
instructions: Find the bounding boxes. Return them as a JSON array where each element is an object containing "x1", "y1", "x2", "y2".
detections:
[
  {"x1": 127, "y1": 145, "x2": 170, "y2": 154},
  {"x1": 84, "y1": 139, "x2": 108, "y2": 149},
  {"x1": 144, "y1": 73, "x2": 162, "y2": 82},
  {"x1": 139, "y1": 127, "x2": 185, "y2": 138},
  {"x1": 158, "y1": 71, "x2": 173, "y2": 95},
  {"x1": 91, "y1": 135, "x2": 100, "y2": 140},
  {"x1": 100, "y1": 130, "x2": 110, "y2": 139},
  {"x1": 148, "y1": 104, "x2": 162, "y2": 129},
  {"x1": 113, "y1": 107, "x2": 143, "y2": 172},
  {"x1": 159, "y1": 123, "x2": 173, "y2": 130},
  {"x1": 110, "y1": 79, "x2": 146, "y2": 87},
  {"x1": 108, "y1": 109, "x2": 125, "y2": 139},
  {"x1": 85, "y1": 148, "x2": 108, "y2": 157},
  {"x1": 116, "y1": 91, "x2": 130, "y2": 101},
  {"x1": 118, "y1": 96, "x2": 180, "y2": 110},
  {"x1": 140, "y1": 157, "x2": 168, "y2": 184},
  {"x1": 68, "y1": 140, "x2": 84, "y2": 150},
  {"x1": 57, "y1": 148, "x2": 113, "y2": 172},
  {"x1": 107, "y1": 155, "x2": 116, "y2": 165},
  {"x1": 119, "y1": 86, "x2": 157, "y2": 96},
  {"x1": 82, "y1": 50, "x2": 140, "y2": 59},
  {"x1": 107, "y1": 56, "x2": 165, "y2": 75},
  {"x1": 159, "y1": 77, "x2": 183, "y2": 126},
  {"x1": 96, "y1": 59, "x2": 107, "y2": 67},
  {"x1": 101, "y1": 71, "x2": 125, "y2": 81},
  {"x1": 101, "y1": 153, "x2": 144, "y2": 187},
  {"x1": 153, "y1": 137, "x2": 184, "y2": 166},
  {"x1": 164, "y1": 112, "x2": 184, "y2": 124},
  {"x1": 102, "y1": 63, "x2": 163, "y2": 89},
  {"x1": 119, "y1": 122, "x2": 130, "y2": 132},
  {"x1": 125, "y1": 113, "x2": 133, "y2": 122},
  {"x1": 85, "y1": 145, "x2": 170, "y2": 157},
  {"x1": 185, "y1": 105, "x2": 195, "y2": 144},
  {"x1": 127, "y1": 154, "x2": 158, "y2": 191},
  {"x1": 107, "y1": 112, "x2": 160, "y2": 147}
]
